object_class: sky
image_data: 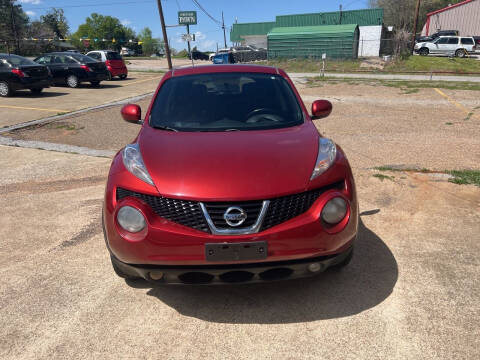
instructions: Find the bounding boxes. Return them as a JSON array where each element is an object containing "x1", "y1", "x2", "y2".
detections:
[{"x1": 19, "y1": 0, "x2": 370, "y2": 51}]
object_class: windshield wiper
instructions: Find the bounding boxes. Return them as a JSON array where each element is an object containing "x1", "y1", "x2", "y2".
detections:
[
  {"x1": 153, "y1": 125, "x2": 179, "y2": 132},
  {"x1": 224, "y1": 128, "x2": 241, "y2": 131}
]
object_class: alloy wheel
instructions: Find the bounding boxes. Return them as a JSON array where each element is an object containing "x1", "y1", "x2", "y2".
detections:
[
  {"x1": 66, "y1": 75, "x2": 79, "y2": 88},
  {"x1": 0, "y1": 81, "x2": 10, "y2": 97}
]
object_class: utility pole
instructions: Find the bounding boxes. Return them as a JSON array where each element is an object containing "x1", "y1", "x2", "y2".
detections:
[
  {"x1": 156, "y1": 0, "x2": 172, "y2": 69},
  {"x1": 411, "y1": 0, "x2": 421, "y2": 54},
  {"x1": 339, "y1": 4, "x2": 342, "y2": 25},
  {"x1": 10, "y1": 0, "x2": 19, "y2": 53},
  {"x1": 222, "y1": 11, "x2": 227, "y2": 49}
]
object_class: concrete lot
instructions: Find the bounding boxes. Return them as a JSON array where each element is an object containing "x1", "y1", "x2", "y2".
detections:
[
  {"x1": 0, "y1": 72, "x2": 162, "y2": 128},
  {"x1": 0, "y1": 79, "x2": 479, "y2": 359}
]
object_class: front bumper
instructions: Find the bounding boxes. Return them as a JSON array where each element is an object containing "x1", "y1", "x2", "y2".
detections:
[{"x1": 111, "y1": 245, "x2": 354, "y2": 284}]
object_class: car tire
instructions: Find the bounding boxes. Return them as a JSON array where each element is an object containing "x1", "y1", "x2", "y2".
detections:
[
  {"x1": 66, "y1": 75, "x2": 79, "y2": 88},
  {"x1": 330, "y1": 248, "x2": 354, "y2": 270},
  {"x1": 90, "y1": 81, "x2": 101, "y2": 87},
  {"x1": 0, "y1": 81, "x2": 12, "y2": 97},
  {"x1": 455, "y1": 49, "x2": 466, "y2": 58},
  {"x1": 30, "y1": 88, "x2": 43, "y2": 94},
  {"x1": 110, "y1": 255, "x2": 139, "y2": 280},
  {"x1": 119, "y1": 74, "x2": 127, "y2": 80},
  {"x1": 107, "y1": 71, "x2": 113, "y2": 81},
  {"x1": 419, "y1": 48, "x2": 429, "y2": 56}
]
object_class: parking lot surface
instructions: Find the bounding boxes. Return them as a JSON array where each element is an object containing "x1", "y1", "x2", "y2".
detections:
[
  {"x1": 0, "y1": 72, "x2": 162, "y2": 128},
  {"x1": 1, "y1": 78, "x2": 479, "y2": 359}
]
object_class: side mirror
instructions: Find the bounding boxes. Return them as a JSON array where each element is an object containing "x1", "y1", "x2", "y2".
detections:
[
  {"x1": 121, "y1": 104, "x2": 142, "y2": 124},
  {"x1": 311, "y1": 100, "x2": 332, "y2": 120}
]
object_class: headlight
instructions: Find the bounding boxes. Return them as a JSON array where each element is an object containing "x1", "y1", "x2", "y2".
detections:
[
  {"x1": 117, "y1": 206, "x2": 146, "y2": 232},
  {"x1": 122, "y1": 143, "x2": 154, "y2": 186},
  {"x1": 310, "y1": 138, "x2": 337, "y2": 180},
  {"x1": 321, "y1": 197, "x2": 347, "y2": 225}
]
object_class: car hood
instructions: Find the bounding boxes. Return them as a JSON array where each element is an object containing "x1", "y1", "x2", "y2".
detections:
[{"x1": 138, "y1": 122, "x2": 319, "y2": 201}]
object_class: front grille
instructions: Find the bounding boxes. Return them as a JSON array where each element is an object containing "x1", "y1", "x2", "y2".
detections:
[
  {"x1": 204, "y1": 201, "x2": 263, "y2": 229},
  {"x1": 116, "y1": 188, "x2": 209, "y2": 232},
  {"x1": 116, "y1": 181, "x2": 343, "y2": 234},
  {"x1": 260, "y1": 182, "x2": 344, "y2": 231}
]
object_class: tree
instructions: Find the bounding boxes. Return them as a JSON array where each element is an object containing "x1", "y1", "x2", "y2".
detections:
[
  {"x1": 40, "y1": 8, "x2": 69, "y2": 39},
  {"x1": 138, "y1": 27, "x2": 163, "y2": 56},
  {"x1": 72, "y1": 13, "x2": 136, "y2": 51},
  {"x1": 0, "y1": 0, "x2": 29, "y2": 53}
]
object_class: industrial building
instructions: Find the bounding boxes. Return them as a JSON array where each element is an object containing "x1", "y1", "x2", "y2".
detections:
[
  {"x1": 230, "y1": 8, "x2": 386, "y2": 58},
  {"x1": 421, "y1": 0, "x2": 480, "y2": 37}
]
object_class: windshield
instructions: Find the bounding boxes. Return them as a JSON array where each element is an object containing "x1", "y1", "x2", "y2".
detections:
[
  {"x1": 2, "y1": 55, "x2": 36, "y2": 66},
  {"x1": 106, "y1": 52, "x2": 122, "y2": 60},
  {"x1": 149, "y1": 72, "x2": 304, "y2": 132},
  {"x1": 70, "y1": 54, "x2": 96, "y2": 63}
]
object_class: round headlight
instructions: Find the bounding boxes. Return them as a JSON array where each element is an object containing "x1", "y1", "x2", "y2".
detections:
[
  {"x1": 117, "y1": 206, "x2": 146, "y2": 233},
  {"x1": 321, "y1": 197, "x2": 347, "y2": 225}
]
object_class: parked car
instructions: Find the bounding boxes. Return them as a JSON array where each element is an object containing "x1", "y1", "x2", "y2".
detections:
[
  {"x1": 0, "y1": 53, "x2": 50, "y2": 97},
  {"x1": 103, "y1": 64, "x2": 358, "y2": 284},
  {"x1": 212, "y1": 52, "x2": 234, "y2": 64},
  {"x1": 415, "y1": 30, "x2": 459, "y2": 43},
  {"x1": 209, "y1": 48, "x2": 230, "y2": 61},
  {"x1": 86, "y1": 50, "x2": 128, "y2": 80},
  {"x1": 66, "y1": 49, "x2": 81, "y2": 54},
  {"x1": 189, "y1": 50, "x2": 209, "y2": 61},
  {"x1": 34, "y1": 52, "x2": 108, "y2": 88},
  {"x1": 231, "y1": 45, "x2": 267, "y2": 62},
  {"x1": 120, "y1": 47, "x2": 135, "y2": 56},
  {"x1": 414, "y1": 36, "x2": 477, "y2": 57}
]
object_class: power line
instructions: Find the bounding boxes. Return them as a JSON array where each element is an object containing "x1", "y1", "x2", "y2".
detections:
[{"x1": 191, "y1": 0, "x2": 222, "y2": 26}]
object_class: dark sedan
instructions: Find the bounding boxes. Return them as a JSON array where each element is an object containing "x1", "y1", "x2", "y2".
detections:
[
  {"x1": 189, "y1": 50, "x2": 210, "y2": 61},
  {"x1": 34, "y1": 52, "x2": 108, "y2": 88},
  {"x1": 0, "y1": 54, "x2": 50, "y2": 97}
]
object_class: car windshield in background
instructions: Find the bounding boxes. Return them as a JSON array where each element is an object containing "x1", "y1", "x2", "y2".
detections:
[
  {"x1": 106, "y1": 52, "x2": 122, "y2": 60},
  {"x1": 150, "y1": 72, "x2": 303, "y2": 132},
  {"x1": 70, "y1": 54, "x2": 96, "y2": 63},
  {"x1": 2, "y1": 55, "x2": 36, "y2": 66}
]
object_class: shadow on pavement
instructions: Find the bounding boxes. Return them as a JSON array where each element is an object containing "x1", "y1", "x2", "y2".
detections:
[
  {"x1": 13, "y1": 91, "x2": 69, "y2": 98},
  {"x1": 135, "y1": 219, "x2": 398, "y2": 324}
]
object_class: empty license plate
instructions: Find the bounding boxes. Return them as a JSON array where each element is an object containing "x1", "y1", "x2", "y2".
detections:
[{"x1": 205, "y1": 241, "x2": 267, "y2": 262}]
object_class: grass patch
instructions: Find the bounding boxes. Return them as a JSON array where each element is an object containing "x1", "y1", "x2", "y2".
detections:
[
  {"x1": 446, "y1": 170, "x2": 480, "y2": 186},
  {"x1": 373, "y1": 173, "x2": 395, "y2": 181},
  {"x1": 384, "y1": 56, "x2": 480, "y2": 74},
  {"x1": 445, "y1": 122, "x2": 454, "y2": 125},
  {"x1": 307, "y1": 76, "x2": 480, "y2": 91},
  {"x1": 374, "y1": 166, "x2": 430, "y2": 173},
  {"x1": 258, "y1": 59, "x2": 363, "y2": 73}
]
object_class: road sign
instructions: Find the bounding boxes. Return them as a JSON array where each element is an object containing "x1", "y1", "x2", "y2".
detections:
[
  {"x1": 178, "y1": 11, "x2": 197, "y2": 25},
  {"x1": 181, "y1": 34, "x2": 196, "y2": 42}
]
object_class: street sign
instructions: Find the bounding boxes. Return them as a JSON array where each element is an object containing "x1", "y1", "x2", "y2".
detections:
[
  {"x1": 181, "y1": 34, "x2": 196, "y2": 42},
  {"x1": 178, "y1": 11, "x2": 197, "y2": 25}
]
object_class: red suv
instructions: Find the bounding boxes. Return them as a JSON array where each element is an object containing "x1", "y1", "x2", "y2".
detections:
[
  {"x1": 86, "y1": 50, "x2": 127, "y2": 80},
  {"x1": 103, "y1": 65, "x2": 358, "y2": 284}
]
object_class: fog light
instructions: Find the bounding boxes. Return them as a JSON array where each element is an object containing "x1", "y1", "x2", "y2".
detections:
[
  {"x1": 149, "y1": 272, "x2": 164, "y2": 281},
  {"x1": 117, "y1": 206, "x2": 146, "y2": 233},
  {"x1": 321, "y1": 197, "x2": 347, "y2": 225},
  {"x1": 308, "y1": 263, "x2": 322, "y2": 273}
]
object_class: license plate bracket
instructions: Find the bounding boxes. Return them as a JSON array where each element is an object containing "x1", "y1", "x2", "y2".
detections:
[{"x1": 205, "y1": 241, "x2": 267, "y2": 262}]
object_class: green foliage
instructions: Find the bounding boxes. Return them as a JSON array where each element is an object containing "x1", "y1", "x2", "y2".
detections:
[
  {"x1": 138, "y1": 27, "x2": 163, "y2": 56},
  {"x1": 40, "y1": 8, "x2": 69, "y2": 38},
  {"x1": 175, "y1": 49, "x2": 189, "y2": 58},
  {"x1": 72, "y1": 13, "x2": 137, "y2": 51},
  {"x1": 446, "y1": 170, "x2": 480, "y2": 186},
  {"x1": 0, "y1": 0, "x2": 29, "y2": 53}
]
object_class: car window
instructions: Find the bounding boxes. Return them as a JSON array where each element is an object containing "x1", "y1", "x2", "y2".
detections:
[
  {"x1": 35, "y1": 56, "x2": 49, "y2": 64},
  {"x1": 461, "y1": 38, "x2": 474, "y2": 45},
  {"x1": 447, "y1": 38, "x2": 459, "y2": 44},
  {"x1": 150, "y1": 72, "x2": 303, "y2": 132},
  {"x1": 436, "y1": 38, "x2": 449, "y2": 44},
  {"x1": 70, "y1": 54, "x2": 96, "y2": 63},
  {"x1": 106, "y1": 52, "x2": 122, "y2": 60},
  {"x1": 64, "y1": 56, "x2": 77, "y2": 64},
  {"x1": 88, "y1": 52, "x2": 101, "y2": 60},
  {"x1": 3, "y1": 54, "x2": 37, "y2": 66}
]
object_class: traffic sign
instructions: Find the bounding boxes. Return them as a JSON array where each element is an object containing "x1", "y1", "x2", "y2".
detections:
[
  {"x1": 181, "y1": 34, "x2": 196, "y2": 42},
  {"x1": 178, "y1": 11, "x2": 197, "y2": 25}
]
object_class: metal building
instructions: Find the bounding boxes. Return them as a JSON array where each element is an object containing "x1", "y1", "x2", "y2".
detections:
[
  {"x1": 230, "y1": 8, "x2": 385, "y2": 57},
  {"x1": 267, "y1": 24, "x2": 360, "y2": 59},
  {"x1": 421, "y1": 0, "x2": 480, "y2": 36}
]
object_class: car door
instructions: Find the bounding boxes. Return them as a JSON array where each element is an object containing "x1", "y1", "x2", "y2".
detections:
[
  {"x1": 460, "y1": 37, "x2": 475, "y2": 53},
  {"x1": 432, "y1": 37, "x2": 449, "y2": 54},
  {"x1": 47, "y1": 55, "x2": 69, "y2": 83},
  {"x1": 446, "y1": 37, "x2": 459, "y2": 55}
]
